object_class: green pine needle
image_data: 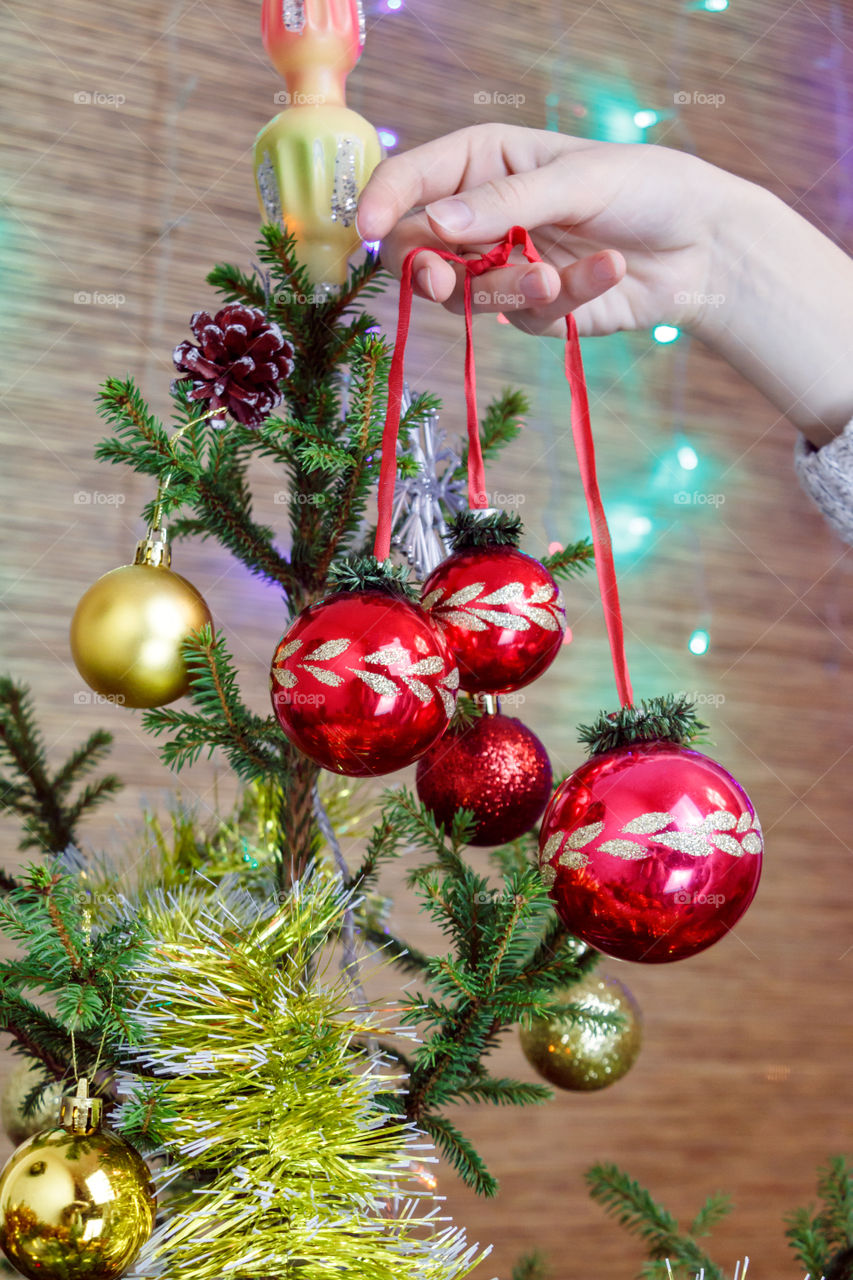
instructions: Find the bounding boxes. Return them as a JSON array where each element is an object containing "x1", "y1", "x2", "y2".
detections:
[
  {"x1": 578, "y1": 694, "x2": 708, "y2": 757},
  {"x1": 447, "y1": 510, "x2": 523, "y2": 550},
  {"x1": 327, "y1": 555, "x2": 417, "y2": 599}
]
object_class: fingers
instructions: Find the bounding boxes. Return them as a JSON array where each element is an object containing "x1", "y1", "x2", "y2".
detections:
[{"x1": 357, "y1": 123, "x2": 586, "y2": 242}]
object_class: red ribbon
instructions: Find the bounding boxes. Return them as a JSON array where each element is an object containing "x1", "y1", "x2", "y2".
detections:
[{"x1": 373, "y1": 225, "x2": 633, "y2": 709}]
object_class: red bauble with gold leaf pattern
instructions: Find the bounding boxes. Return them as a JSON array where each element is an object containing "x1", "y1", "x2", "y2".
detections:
[
  {"x1": 421, "y1": 546, "x2": 565, "y2": 694},
  {"x1": 270, "y1": 590, "x2": 458, "y2": 776},
  {"x1": 416, "y1": 709, "x2": 553, "y2": 846},
  {"x1": 538, "y1": 740, "x2": 763, "y2": 964}
]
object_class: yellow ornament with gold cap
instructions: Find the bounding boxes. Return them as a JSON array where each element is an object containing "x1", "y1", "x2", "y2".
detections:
[
  {"x1": 254, "y1": 0, "x2": 382, "y2": 285},
  {"x1": 0, "y1": 1079, "x2": 156, "y2": 1280},
  {"x1": 70, "y1": 523, "x2": 212, "y2": 709}
]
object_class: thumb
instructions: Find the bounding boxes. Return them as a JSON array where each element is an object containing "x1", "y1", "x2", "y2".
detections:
[{"x1": 423, "y1": 157, "x2": 605, "y2": 243}]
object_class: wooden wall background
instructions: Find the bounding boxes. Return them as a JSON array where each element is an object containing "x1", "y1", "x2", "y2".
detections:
[{"x1": 2, "y1": 1, "x2": 853, "y2": 1276}]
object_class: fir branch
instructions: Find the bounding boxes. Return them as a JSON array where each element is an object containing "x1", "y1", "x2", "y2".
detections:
[
  {"x1": 455, "y1": 389, "x2": 528, "y2": 478},
  {"x1": 327, "y1": 556, "x2": 417, "y2": 600},
  {"x1": 205, "y1": 261, "x2": 268, "y2": 310},
  {"x1": 447, "y1": 510, "x2": 523, "y2": 550},
  {"x1": 422, "y1": 1114, "x2": 498, "y2": 1198},
  {"x1": 578, "y1": 695, "x2": 708, "y2": 757},
  {"x1": 541, "y1": 537, "x2": 595, "y2": 582},
  {"x1": 194, "y1": 474, "x2": 295, "y2": 591},
  {"x1": 586, "y1": 1164, "x2": 725, "y2": 1280},
  {"x1": 511, "y1": 1253, "x2": 550, "y2": 1280},
  {"x1": 143, "y1": 628, "x2": 284, "y2": 783},
  {"x1": 0, "y1": 677, "x2": 122, "y2": 857}
]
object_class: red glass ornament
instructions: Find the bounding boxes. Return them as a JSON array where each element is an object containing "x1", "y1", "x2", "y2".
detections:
[
  {"x1": 416, "y1": 710, "x2": 553, "y2": 846},
  {"x1": 539, "y1": 740, "x2": 763, "y2": 964},
  {"x1": 270, "y1": 591, "x2": 458, "y2": 776},
  {"x1": 421, "y1": 546, "x2": 565, "y2": 694}
]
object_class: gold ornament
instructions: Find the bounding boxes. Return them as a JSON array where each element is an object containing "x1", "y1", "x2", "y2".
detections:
[
  {"x1": 0, "y1": 1079, "x2": 156, "y2": 1280},
  {"x1": 520, "y1": 971, "x2": 642, "y2": 1092},
  {"x1": 0, "y1": 1062, "x2": 63, "y2": 1146},
  {"x1": 70, "y1": 526, "x2": 211, "y2": 709}
]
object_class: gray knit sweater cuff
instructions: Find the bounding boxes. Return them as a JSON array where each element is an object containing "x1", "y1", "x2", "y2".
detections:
[{"x1": 794, "y1": 424, "x2": 853, "y2": 543}]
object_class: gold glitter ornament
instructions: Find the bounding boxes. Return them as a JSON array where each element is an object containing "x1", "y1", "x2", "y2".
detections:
[
  {"x1": 0, "y1": 1061, "x2": 63, "y2": 1146},
  {"x1": 0, "y1": 1079, "x2": 156, "y2": 1280},
  {"x1": 519, "y1": 972, "x2": 642, "y2": 1092}
]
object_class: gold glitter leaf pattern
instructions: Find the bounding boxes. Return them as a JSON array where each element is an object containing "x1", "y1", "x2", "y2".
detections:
[
  {"x1": 272, "y1": 668, "x2": 297, "y2": 689},
  {"x1": 558, "y1": 847, "x2": 590, "y2": 871},
  {"x1": 353, "y1": 670, "x2": 398, "y2": 696},
  {"x1": 365, "y1": 646, "x2": 409, "y2": 668},
  {"x1": 598, "y1": 839, "x2": 650, "y2": 859},
  {"x1": 279, "y1": 639, "x2": 302, "y2": 661},
  {"x1": 543, "y1": 810, "x2": 762, "y2": 867},
  {"x1": 622, "y1": 812, "x2": 672, "y2": 835},
  {"x1": 700, "y1": 809, "x2": 737, "y2": 832},
  {"x1": 469, "y1": 609, "x2": 530, "y2": 631},
  {"x1": 654, "y1": 830, "x2": 716, "y2": 858},
  {"x1": 567, "y1": 821, "x2": 605, "y2": 849},
  {"x1": 409, "y1": 656, "x2": 445, "y2": 675},
  {"x1": 304, "y1": 639, "x2": 351, "y2": 663},
  {"x1": 428, "y1": 579, "x2": 565, "y2": 636},
  {"x1": 443, "y1": 668, "x2": 460, "y2": 690},
  {"x1": 446, "y1": 583, "x2": 486, "y2": 607},
  {"x1": 301, "y1": 664, "x2": 344, "y2": 688},
  {"x1": 540, "y1": 863, "x2": 557, "y2": 887},
  {"x1": 712, "y1": 833, "x2": 744, "y2": 856},
  {"x1": 541, "y1": 833, "x2": 566, "y2": 861},
  {"x1": 480, "y1": 584, "x2": 526, "y2": 605},
  {"x1": 440, "y1": 610, "x2": 488, "y2": 631},
  {"x1": 401, "y1": 678, "x2": 432, "y2": 703}
]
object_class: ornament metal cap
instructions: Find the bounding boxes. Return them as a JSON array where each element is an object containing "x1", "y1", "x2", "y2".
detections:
[
  {"x1": 134, "y1": 523, "x2": 171, "y2": 568},
  {"x1": 59, "y1": 1078, "x2": 102, "y2": 1135}
]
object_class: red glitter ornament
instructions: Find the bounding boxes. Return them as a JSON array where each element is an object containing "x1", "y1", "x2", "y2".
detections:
[
  {"x1": 270, "y1": 588, "x2": 458, "y2": 777},
  {"x1": 539, "y1": 739, "x2": 763, "y2": 964},
  {"x1": 416, "y1": 708, "x2": 553, "y2": 846},
  {"x1": 421, "y1": 533, "x2": 565, "y2": 694}
]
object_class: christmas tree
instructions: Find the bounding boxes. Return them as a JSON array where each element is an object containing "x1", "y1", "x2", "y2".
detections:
[{"x1": 0, "y1": 3, "x2": 848, "y2": 1279}]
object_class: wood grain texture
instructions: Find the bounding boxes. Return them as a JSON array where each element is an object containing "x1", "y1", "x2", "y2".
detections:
[{"x1": 1, "y1": 1, "x2": 852, "y2": 1276}]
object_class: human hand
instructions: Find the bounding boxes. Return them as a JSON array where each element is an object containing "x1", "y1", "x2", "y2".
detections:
[{"x1": 356, "y1": 123, "x2": 742, "y2": 340}]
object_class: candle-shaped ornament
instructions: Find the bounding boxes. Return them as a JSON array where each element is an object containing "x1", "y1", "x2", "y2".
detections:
[{"x1": 255, "y1": 0, "x2": 382, "y2": 286}]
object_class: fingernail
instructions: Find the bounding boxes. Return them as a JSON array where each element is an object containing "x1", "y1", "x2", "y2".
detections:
[
  {"x1": 520, "y1": 266, "x2": 552, "y2": 301},
  {"x1": 425, "y1": 198, "x2": 474, "y2": 232},
  {"x1": 354, "y1": 212, "x2": 364, "y2": 239},
  {"x1": 593, "y1": 255, "x2": 615, "y2": 283},
  {"x1": 415, "y1": 266, "x2": 436, "y2": 300}
]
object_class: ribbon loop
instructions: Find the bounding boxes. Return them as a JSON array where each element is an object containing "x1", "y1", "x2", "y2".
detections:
[{"x1": 373, "y1": 226, "x2": 633, "y2": 708}]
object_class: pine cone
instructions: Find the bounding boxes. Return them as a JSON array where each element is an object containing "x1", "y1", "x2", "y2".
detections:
[{"x1": 172, "y1": 304, "x2": 294, "y2": 428}]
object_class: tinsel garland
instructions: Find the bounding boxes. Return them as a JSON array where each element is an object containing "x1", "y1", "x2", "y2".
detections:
[{"x1": 115, "y1": 873, "x2": 486, "y2": 1280}]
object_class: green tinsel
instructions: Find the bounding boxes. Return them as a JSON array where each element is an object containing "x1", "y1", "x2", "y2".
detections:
[
  {"x1": 447, "y1": 510, "x2": 523, "y2": 550},
  {"x1": 117, "y1": 871, "x2": 486, "y2": 1280},
  {"x1": 578, "y1": 695, "x2": 708, "y2": 757},
  {"x1": 327, "y1": 555, "x2": 417, "y2": 600}
]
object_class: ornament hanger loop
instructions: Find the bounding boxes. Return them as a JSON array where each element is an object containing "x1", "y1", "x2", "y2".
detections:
[{"x1": 374, "y1": 225, "x2": 633, "y2": 709}]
